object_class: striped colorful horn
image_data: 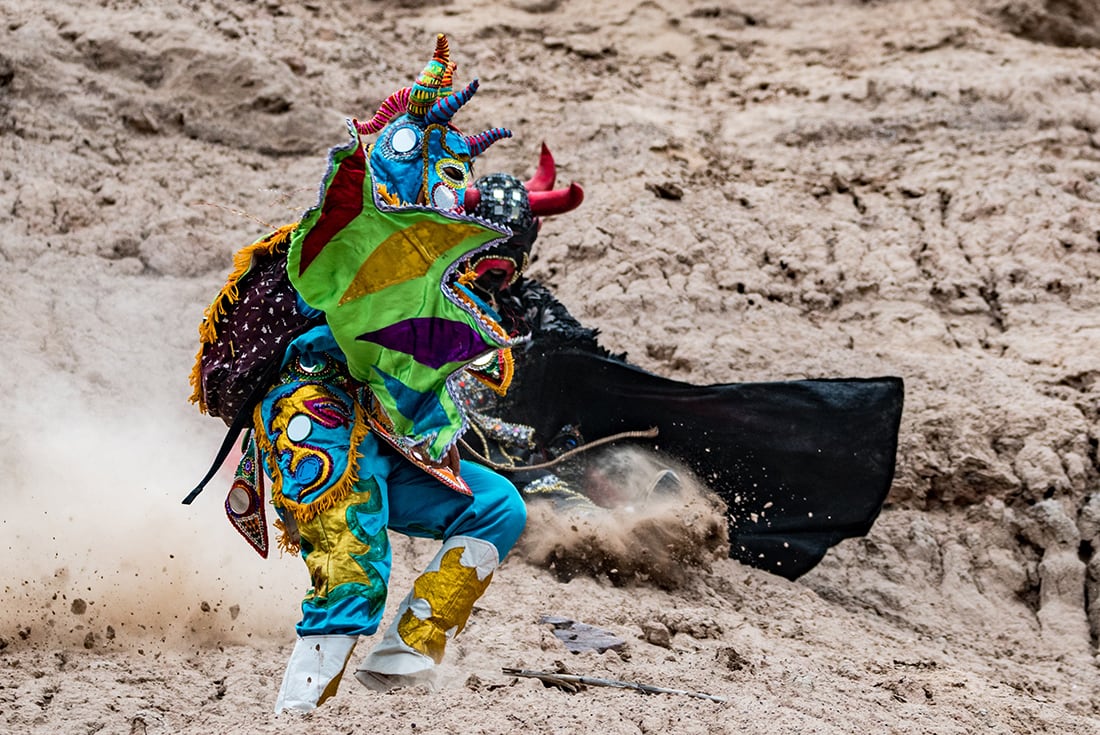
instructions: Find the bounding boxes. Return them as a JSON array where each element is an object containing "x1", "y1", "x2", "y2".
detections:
[
  {"x1": 433, "y1": 33, "x2": 451, "y2": 67},
  {"x1": 528, "y1": 182, "x2": 584, "y2": 217},
  {"x1": 354, "y1": 87, "x2": 411, "y2": 135},
  {"x1": 408, "y1": 34, "x2": 450, "y2": 120},
  {"x1": 525, "y1": 142, "x2": 557, "y2": 192},
  {"x1": 425, "y1": 79, "x2": 479, "y2": 126},
  {"x1": 439, "y1": 60, "x2": 457, "y2": 97},
  {"x1": 466, "y1": 127, "x2": 513, "y2": 157}
]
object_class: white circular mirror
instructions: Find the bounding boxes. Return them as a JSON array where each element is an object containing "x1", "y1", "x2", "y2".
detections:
[
  {"x1": 432, "y1": 185, "x2": 457, "y2": 210},
  {"x1": 287, "y1": 414, "x2": 312, "y2": 442},
  {"x1": 228, "y1": 485, "x2": 252, "y2": 515},
  {"x1": 391, "y1": 126, "x2": 418, "y2": 153}
]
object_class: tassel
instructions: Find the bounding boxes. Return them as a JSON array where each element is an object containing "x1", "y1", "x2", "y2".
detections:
[{"x1": 274, "y1": 518, "x2": 302, "y2": 556}]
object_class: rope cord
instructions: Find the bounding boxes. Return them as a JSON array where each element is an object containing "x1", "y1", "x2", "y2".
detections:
[{"x1": 459, "y1": 426, "x2": 658, "y2": 472}]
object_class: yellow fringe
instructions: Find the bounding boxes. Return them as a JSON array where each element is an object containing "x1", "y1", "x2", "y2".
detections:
[
  {"x1": 456, "y1": 265, "x2": 479, "y2": 286},
  {"x1": 188, "y1": 223, "x2": 299, "y2": 410},
  {"x1": 253, "y1": 399, "x2": 373, "y2": 525},
  {"x1": 188, "y1": 342, "x2": 209, "y2": 412},
  {"x1": 273, "y1": 518, "x2": 301, "y2": 556},
  {"x1": 451, "y1": 286, "x2": 510, "y2": 342},
  {"x1": 376, "y1": 184, "x2": 402, "y2": 207}
]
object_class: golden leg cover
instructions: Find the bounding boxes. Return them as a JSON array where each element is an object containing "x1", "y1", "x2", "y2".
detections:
[{"x1": 356, "y1": 536, "x2": 498, "y2": 677}]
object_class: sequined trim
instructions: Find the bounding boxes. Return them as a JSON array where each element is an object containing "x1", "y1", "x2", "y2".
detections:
[{"x1": 224, "y1": 431, "x2": 269, "y2": 557}]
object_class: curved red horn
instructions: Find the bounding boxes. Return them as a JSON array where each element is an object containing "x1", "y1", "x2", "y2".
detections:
[
  {"x1": 525, "y1": 142, "x2": 557, "y2": 192},
  {"x1": 355, "y1": 87, "x2": 411, "y2": 135},
  {"x1": 464, "y1": 187, "x2": 481, "y2": 212},
  {"x1": 528, "y1": 182, "x2": 584, "y2": 217}
]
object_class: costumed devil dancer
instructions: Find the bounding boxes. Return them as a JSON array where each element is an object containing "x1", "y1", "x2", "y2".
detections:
[
  {"x1": 454, "y1": 148, "x2": 907, "y2": 581},
  {"x1": 185, "y1": 36, "x2": 528, "y2": 713}
]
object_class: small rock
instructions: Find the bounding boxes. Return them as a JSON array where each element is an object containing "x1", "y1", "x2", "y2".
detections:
[
  {"x1": 640, "y1": 620, "x2": 671, "y2": 648},
  {"x1": 716, "y1": 646, "x2": 751, "y2": 671},
  {"x1": 121, "y1": 109, "x2": 160, "y2": 135},
  {"x1": 659, "y1": 609, "x2": 723, "y2": 639},
  {"x1": 71, "y1": 599, "x2": 87, "y2": 615},
  {"x1": 646, "y1": 181, "x2": 684, "y2": 200},
  {"x1": 540, "y1": 616, "x2": 626, "y2": 653},
  {"x1": 567, "y1": 37, "x2": 614, "y2": 59},
  {"x1": 281, "y1": 56, "x2": 307, "y2": 76},
  {"x1": 510, "y1": 0, "x2": 562, "y2": 11}
]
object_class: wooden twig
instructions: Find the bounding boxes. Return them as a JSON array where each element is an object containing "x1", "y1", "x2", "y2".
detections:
[{"x1": 501, "y1": 667, "x2": 727, "y2": 703}]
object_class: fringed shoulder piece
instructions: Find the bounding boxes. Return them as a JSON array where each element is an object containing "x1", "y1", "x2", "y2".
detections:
[{"x1": 188, "y1": 223, "x2": 298, "y2": 412}]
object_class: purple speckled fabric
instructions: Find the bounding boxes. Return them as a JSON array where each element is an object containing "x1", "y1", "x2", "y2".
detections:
[{"x1": 199, "y1": 252, "x2": 318, "y2": 425}]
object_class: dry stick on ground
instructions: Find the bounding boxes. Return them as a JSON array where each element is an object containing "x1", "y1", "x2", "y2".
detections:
[{"x1": 502, "y1": 668, "x2": 728, "y2": 703}]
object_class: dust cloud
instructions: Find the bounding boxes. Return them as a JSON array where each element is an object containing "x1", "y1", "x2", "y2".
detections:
[
  {"x1": 0, "y1": 395, "x2": 301, "y2": 653},
  {"x1": 517, "y1": 447, "x2": 729, "y2": 589}
]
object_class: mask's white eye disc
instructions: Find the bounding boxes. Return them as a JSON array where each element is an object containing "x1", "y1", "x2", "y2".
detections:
[
  {"x1": 391, "y1": 126, "x2": 419, "y2": 153},
  {"x1": 431, "y1": 184, "x2": 458, "y2": 210}
]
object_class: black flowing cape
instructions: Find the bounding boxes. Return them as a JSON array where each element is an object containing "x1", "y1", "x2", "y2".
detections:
[{"x1": 504, "y1": 347, "x2": 904, "y2": 580}]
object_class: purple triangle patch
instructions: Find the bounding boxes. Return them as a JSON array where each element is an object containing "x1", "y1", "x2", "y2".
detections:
[{"x1": 356, "y1": 317, "x2": 491, "y2": 368}]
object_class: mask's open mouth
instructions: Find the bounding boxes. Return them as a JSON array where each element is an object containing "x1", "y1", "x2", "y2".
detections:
[{"x1": 471, "y1": 257, "x2": 518, "y2": 293}]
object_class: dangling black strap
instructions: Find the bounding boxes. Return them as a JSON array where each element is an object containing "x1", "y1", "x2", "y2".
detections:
[
  {"x1": 181, "y1": 361, "x2": 282, "y2": 505},
  {"x1": 183, "y1": 319, "x2": 325, "y2": 505}
]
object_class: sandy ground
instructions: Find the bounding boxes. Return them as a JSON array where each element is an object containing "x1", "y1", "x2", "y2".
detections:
[{"x1": 2, "y1": 0, "x2": 1100, "y2": 732}]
